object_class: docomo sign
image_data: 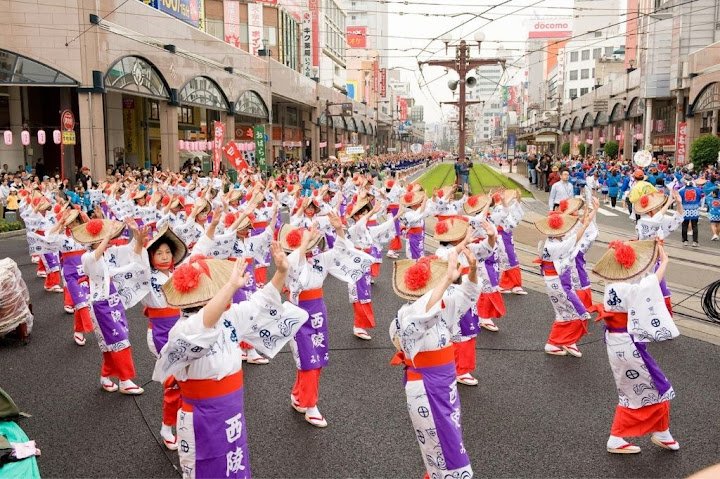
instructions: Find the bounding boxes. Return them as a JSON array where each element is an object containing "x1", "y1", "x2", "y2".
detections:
[{"x1": 528, "y1": 18, "x2": 573, "y2": 39}]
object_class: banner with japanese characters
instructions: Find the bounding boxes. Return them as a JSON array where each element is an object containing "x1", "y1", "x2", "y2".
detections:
[
  {"x1": 253, "y1": 125, "x2": 267, "y2": 170},
  {"x1": 248, "y1": 2, "x2": 264, "y2": 56}
]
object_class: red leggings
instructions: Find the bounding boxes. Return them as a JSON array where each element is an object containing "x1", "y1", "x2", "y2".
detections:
[
  {"x1": 292, "y1": 369, "x2": 321, "y2": 408},
  {"x1": 163, "y1": 376, "x2": 181, "y2": 426},
  {"x1": 101, "y1": 347, "x2": 136, "y2": 381}
]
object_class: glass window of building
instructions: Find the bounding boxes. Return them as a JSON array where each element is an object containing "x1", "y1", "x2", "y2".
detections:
[
  {"x1": 605, "y1": 46, "x2": 614, "y2": 56},
  {"x1": 581, "y1": 69, "x2": 589, "y2": 79},
  {"x1": 580, "y1": 87, "x2": 589, "y2": 96},
  {"x1": 570, "y1": 51, "x2": 579, "y2": 62},
  {"x1": 569, "y1": 88, "x2": 577, "y2": 99},
  {"x1": 206, "y1": 19, "x2": 224, "y2": 41},
  {"x1": 581, "y1": 50, "x2": 590, "y2": 61},
  {"x1": 593, "y1": 48, "x2": 601, "y2": 59},
  {"x1": 569, "y1": 70, "x2": 578, "y2": 80}
]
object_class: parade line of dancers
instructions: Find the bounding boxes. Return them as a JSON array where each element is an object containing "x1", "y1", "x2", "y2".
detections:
[{"x1": 18, "y1": 165, "x2": 681, "y2": 478}]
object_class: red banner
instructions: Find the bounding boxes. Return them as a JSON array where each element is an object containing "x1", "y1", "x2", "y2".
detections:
[
  {"x1": 346, "y1": 26, "x2": 367, "y2": 48},
  {"x1": 373, "y1": 60, "x2": 379, "y2": 97},
  {"x1": 223, "y1": 141, "x2": 250, "y2": 171},
  {"x1": 379, "y1": 68, "x2": 387, "y2": 97},
  {"x1": 309, "y1": 0, "x2": 319, "y2": 67},
  {"x1": 398, "y1": 98, "x2": 408, "y2": 121},
  {"x1": 676, "y1": 121, "x2": 687, "y2": 165},
  {"x1": 213, "y1": 121, "x2": 225, "y2": 174}
]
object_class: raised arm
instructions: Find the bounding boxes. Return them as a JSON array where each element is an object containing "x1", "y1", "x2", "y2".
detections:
[
  {"x1": 202, "y1": 260, "x2": 250, "y2": 328},
  {"x1": 425, "y1": 250, "x2": 460, "y2": 313}
]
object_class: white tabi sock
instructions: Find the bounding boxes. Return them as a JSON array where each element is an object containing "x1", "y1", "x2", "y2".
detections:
[
  {"x1": 119, "y1": 379, "x2": 139, "y2": 389},
  {"x1": 607, "y1": 435, "x2": 631, "y2": 449},
  {"x1": 652, "y1": 430, "x2": 674, "y2": 442},
  {"x1": 306, "y1": 406, "x2": 322, "y2": 418},
  {"x1": 161, "y1": 424, "x2": 175, "y2": 441}
]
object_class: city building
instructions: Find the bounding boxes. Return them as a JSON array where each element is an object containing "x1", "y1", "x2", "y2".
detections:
[{"x1": 0, "y1": 0, "x2": 392, "y2": 175}]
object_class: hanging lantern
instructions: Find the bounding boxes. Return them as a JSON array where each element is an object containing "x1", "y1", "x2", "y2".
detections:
[
  {"x1": 53, "y1": 130, "x2": 62, "y2": 145},
  {"x1": 249, "y1": 143, "x2": 255, "y2": 152},
  {"x1": 3, "y1": 131, "x2": 12, "y2": 146},
  {"x1": 21, "y1": 130, "x2": 30, "y2": 146},
  {"x1": 37, "y1": 130, "x2": 46, "y2": 145},
  {"x1": 177, "y1": 140, "x2": 184, "y2": 150}
]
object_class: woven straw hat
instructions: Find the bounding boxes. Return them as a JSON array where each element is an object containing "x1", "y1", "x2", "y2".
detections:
[
  {"x1": 435, "y1": 185, "x2": 455, "y2": 200},
  {"x1": 227, "y1": 189, "x2": 243, "y2": 203},
  {"x1": 132, "y1": 189, "x2": 147, "y2": 200},
  {"x1": 278, "y1": 224, "x2": 324, "y2": 253},
  {"x1": 61, "y1": 209, "x2": 82, "y2": 227},
  {"x1": 534, "y1": 213, "x2": 578, "y2": 237},
  {"x1": 194, "y1": 198, "x2": 211, "y2": 215},
  {"x1": 223, "y1": 212, "x2": 251, "y2": 231},
  {"x1": 169, "y1": 196, "x2": 185, "y2": 210},
  {"x1": 384, "y1": 178, "x2": 397, "y2": 189},
  {"x1": 348, "y1": 198, "x2": 371, "y2": 218},
  {"x1": 634, "y1": 192, "x2": 667, "y2": 215},
  {"x1": 432, "y1": 217, "x2": 468, "y2": 243},
  {"x1": 162, "y1": 258, "x2": 235, "y2": 309},
  {"x1": 463, "y1": 194, "x2": 489, "y2": 215},
  {"x1": 393, "y1": 257, "x2": 449, "y2": 300},
  {"x1": 592, "y1": 240, "x2": 658, "y2": 281},
  {"x1": 400, "y1": 190, "x2": 426, "y2": 207},
  {"x1": 147, "y1": 224, "x2": 188, "y2": 266},
  {"x1": 71, "y1": 219, "x2": 125, "y2": 245},
  {"x1": 556, "y1": 197, "x2": 585, "y2": 215}
]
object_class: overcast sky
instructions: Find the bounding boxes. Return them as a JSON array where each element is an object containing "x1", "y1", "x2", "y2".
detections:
[{"x1": 384, "y1": 0, "x2": 576, "y2": 123}]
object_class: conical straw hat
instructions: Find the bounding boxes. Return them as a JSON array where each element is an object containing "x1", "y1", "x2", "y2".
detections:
[
  {"x1": 463, "y1": 194, "x2": 489, "y2": 215},
  {"x1": 400, "y1": 190, "x2": 426, "y2": 207},
  {"x1": 592, "y1": 240, "x2": 658, "y2": 281},
  {"x1": 147, "y1": 224, "x2": 188, "y2": 266},
  {"x1": 71, "y1": 219, "x2": 125, "y2": 245},
  {"x1": 393, "y1": 257, "x2": 448, "y2": 301},
  {"x1": 278, "y1": 224, "x2": 324, "y2": 253},
  {"x1": 556, "y1": 197, "x2": 585, "y2": 215},
  {"x1": 634, "y1": 192, "x2": 668, "y2": 215},
  {"x1": 431, "y1": 217, "x2": 468, "y2": 243},
  {"x1": 533, "y1": 213, "x2": 578, "y2": 237},
  {"x1": 162, "y1": 258, "x2": 235, "y2": 309}
]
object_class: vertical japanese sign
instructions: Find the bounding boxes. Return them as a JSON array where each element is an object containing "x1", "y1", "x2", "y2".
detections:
[
  {"x1": 301, "y1": 11, "x2": 313, "y2": 77},
  {"x1": 346, "y1": 26, "x2": 367, "y2": 48},
  {"x1": 213, "y1": 121, "x2": 225, "y2": 174},
  {"x1": 379, "y1": 68, "x2": 387, "y2": 97},
  {"x1": 253, "y1": 125, "x2": 267, "y2": 170},
  {"x1": 676, "y1": 121, "x2": 687, "y2": 166},
  {"x1": 248, "y1": 2, "x2": 264, "y2": 56},
  {"x1": 373, "y1": 60, "x2": 379, "y2": 97},
  {"x1": 224, "y1": 1, "x2": 241, "y2": 47},
  {"x1": 308, "y1": 0, "x2": 319, "y2": 67},
  {"x1": 398, "y1": 98, "x2": 408, "y2": 121}
]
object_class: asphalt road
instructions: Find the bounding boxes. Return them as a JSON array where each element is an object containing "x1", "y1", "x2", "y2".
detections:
[{"x1": 2, "y1": 236, "x2": 720, "y2": 478}]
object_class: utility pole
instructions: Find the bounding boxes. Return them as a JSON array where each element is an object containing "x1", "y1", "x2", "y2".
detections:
[{"x1": 419, "y1": 37, "x2": 504, "y2": 161}]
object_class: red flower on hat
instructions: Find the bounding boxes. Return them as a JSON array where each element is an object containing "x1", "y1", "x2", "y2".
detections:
[
  {"x1": 558, "y1": 199, "x2": 569, "y2": 213},
  {"x1": 548, "y1": 214, "x2": 564, "y2": 230},
  {"x1": 468, "y1": 196, "x2": 479, "y2": 207},
  {"x1": 406, "y1": 184, "x2": 414, "y2": 192},
  {"x1": 172, "y1": 261, "x2": 204, "y2": 293},
  {"x1": 610, "y1": 240, "x2": 636, "y2": 268},
  {"x1": 437, "y1": 190, "x2": 444, "y2": 198},
  {"x1": 403, "y1": 192, "x2": 415, "y2": 203},
  {"x1": 286, "y1": 228, "x2": 304, "y2": 248},
  {"x1": 245, "y1": 193, "x2": 253, "y2": 202},
  {"x1": 492, "y1": 193, "x2": 502, "y2": 204},
  {"x1": 86, "y1": 219, "x2": 103, "y2": 236},
  {"x1": 32, "y1": 197, "x2": 40, "y2": 206},
  {"x1": 404, "y1": 257, "x2": 432, "y2": 291},
  {"x1": 19, "y1": 190, "x2": 28, "y2": 197},
  {"x1": 53, "y1": 204, "x2": 62, "y2": 214},
  {"x1": 639, "y1": 195, "x2": 650, "y2": 208},
  {"x1": 161, "y1": 196, "x2": 171, "y2": 206},
  {"x1": 224, "y1": 212, "x2": 237, "y2": 229},
  {"x1": 435, "y1": 221, "x2": 449, "y2": 235},
  {"x1": 386, "y1": 180, "x2": 395, "y2": 188}
]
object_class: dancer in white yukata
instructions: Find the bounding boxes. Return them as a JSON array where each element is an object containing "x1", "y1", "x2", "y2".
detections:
[
  {"x1": 492, "y1": 190, "x2": 527, "y2": 295},
  {"x1": 398, "y1": 187, "x2": 429, "y2": 260},
  {"x1": 534, "y1": 198, "x2": 599, "y2": 357},
  {"x1": 591, "y1": 240, "x2": 680, "y2": 454},
  {"x1": 634, "y1": 190, "x2": 684, "y2": 315},
  {"x1": 281, "y1": 218, "x2": 373, "y2": 427},
  {"x1": 390, "y1": 249, "x2": 479, "y2": 479},
  {"x1": 154, "y1": 244, "x2": 307, "y2": 478}
]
